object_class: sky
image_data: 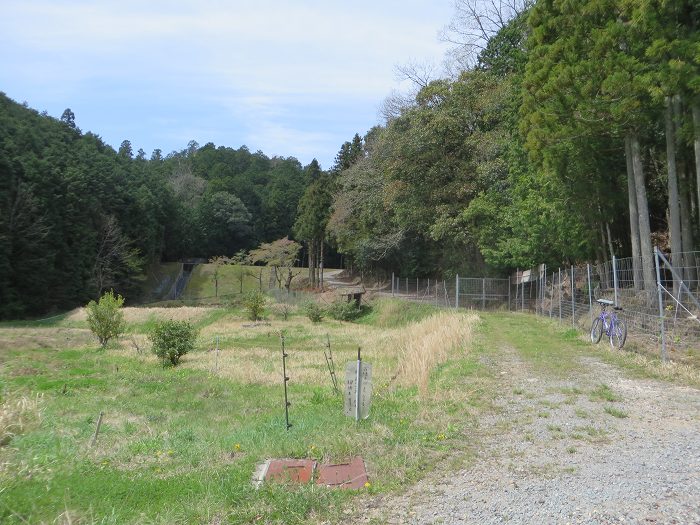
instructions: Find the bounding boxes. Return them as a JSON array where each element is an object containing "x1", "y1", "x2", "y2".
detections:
[{"x1": 0, "y1": 1, "x2": 454, "y2": 168}]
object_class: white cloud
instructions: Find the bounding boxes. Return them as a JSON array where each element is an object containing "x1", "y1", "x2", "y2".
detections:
[{"x1": 0, "y1": 0, "x2": 454, "y2": 165}]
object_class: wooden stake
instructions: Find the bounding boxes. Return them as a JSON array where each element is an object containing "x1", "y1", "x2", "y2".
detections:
[{"x1": 91, "y1": 411, "x2": 104, "y2": 447}]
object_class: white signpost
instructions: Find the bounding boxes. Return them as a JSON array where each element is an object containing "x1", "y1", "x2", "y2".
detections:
[{"x1": 344, "y1": 348, "x2": 372, "y2": 420}]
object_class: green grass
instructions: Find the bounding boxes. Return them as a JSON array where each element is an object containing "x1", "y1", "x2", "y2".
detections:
[
  {"x1": 180, "y1": 264, "x2": 278, "y2": 302},
  {"x1": 478, "y1": 313, "x2": 586, "y2": 377},
  {"x1": 0, "y1": 300, "x2": 486, "y2": 524},
  {"x1": 604, "y1": 405, "x2": 629, "y2": 419},
  {"x1": 2, "y1": 305, "x2": 693, "y2": 524},
  {"x1": 356, "y1": 298, "x2": 440, "y2": 328},
  {"x1": 589, "y1": 384, "x2": 621, "y2": 403}
]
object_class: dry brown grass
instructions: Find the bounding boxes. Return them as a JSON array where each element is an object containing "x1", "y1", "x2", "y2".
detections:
[
  {"x1": 65, "y1": 306, "x2": 213, "y2": 324},
  {"x1": 0, "y1": 393, "x2": 42, "y2": 446},
  {"x1": 0, "y1": 327, "x2": 93, "y2": 352},
  {"x1": 187, "y1": 311, "x2": 479, "y2": 390},
  {"x1": 394, "y1": 312, "x2": 479, "y2": 395},
  {"x1": 625, "y1": 351, "x2": 700, "y2": 386}
]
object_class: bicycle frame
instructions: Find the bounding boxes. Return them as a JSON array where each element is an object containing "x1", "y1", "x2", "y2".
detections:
[
  {"x1": 591, "y1": 299, "x2": 627, "y2": 349},
  {"x1": 596, "y1": 306, "x2": 620, "y2": 337}
]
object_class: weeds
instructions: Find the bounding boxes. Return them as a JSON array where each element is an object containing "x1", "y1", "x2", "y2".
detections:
[
  {"x1": 604, "y1": 405, "x2": 628, "y2": 419},
  {"x1": 0, "y1": 394, "x2": 42, "y2": 446},
  {"x1": 589, "y1": 384, "x2": 621, "y2": 402}
]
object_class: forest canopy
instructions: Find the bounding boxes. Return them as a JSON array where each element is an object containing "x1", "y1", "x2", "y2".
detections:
[
  {"x1": 1, "y1": 0, "x2": 698, "y2": 317},
  {"x1": 0, "y1": 94, "x2": 310, "y2": 317}
]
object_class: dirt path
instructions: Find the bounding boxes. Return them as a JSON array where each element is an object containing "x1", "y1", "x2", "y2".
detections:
[{"x1": 354, "y1": 316, "x2": 700, "y2": 525}]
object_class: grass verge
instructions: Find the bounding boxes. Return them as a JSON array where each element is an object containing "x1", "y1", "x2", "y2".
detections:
[{"x1": 0, "y1": 300, "x2": 481, "y2": 524}]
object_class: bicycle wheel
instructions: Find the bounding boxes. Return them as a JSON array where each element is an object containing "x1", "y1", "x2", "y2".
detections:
[
  {"x1": 610, "y1": 319, "x2": 627, "y2": 349},
  {"x1": 590, "y1": 318, "x2": 603, "y2": 343}
]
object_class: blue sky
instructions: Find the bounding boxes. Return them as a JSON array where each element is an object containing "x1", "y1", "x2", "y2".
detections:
[{"x1": 0, "y1": 1, "x2": 453, "y2": 168}]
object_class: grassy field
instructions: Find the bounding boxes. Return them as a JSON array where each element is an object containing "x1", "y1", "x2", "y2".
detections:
[
  {"x1": 3, "y1": 298, "x2": 696, "y2": 524},
  {"x1": 178, "y1": 264, "x2": 307, "y2": 303},
  {"x1": 0, "y1": 299, "x2": 483, "y2": 524}
]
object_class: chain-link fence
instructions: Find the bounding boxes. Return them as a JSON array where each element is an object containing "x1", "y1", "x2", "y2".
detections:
[
  {"x1": 389, "y1": 250, "x2": 700, "y2": 364},
  {"x1": 389, "y1": 276, "x2": 458, "y2": 308}
]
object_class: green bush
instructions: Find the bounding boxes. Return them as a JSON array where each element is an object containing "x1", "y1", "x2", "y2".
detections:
[
  {"x1": 86, "y1": 290, "x2": 126, "y2": 347},
  {"x1": 150, "y1": 320, "x2": 198, "y2": 366},
  {"x1": 242, "y1": 290, "x2": 266, "y2": 321},
  {"x1": 303, "y1": 302, "x2": 325, "y2": 323},
  {"x1": 327, "y1": 299, "x2": 361, "y2": 322}
]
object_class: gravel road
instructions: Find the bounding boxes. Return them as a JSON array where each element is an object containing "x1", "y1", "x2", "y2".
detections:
[{"x1": 355, "y1": 346, "x2": 700, "y2": 525}]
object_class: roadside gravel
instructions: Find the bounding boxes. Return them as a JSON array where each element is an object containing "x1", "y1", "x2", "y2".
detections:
[{"x1": 356, "y1": 348, "x2": 700, "y2": 524}]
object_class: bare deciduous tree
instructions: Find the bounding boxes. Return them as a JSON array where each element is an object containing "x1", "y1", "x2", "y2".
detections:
[
  {"x1": 441, "y1": 0, "x2": 533, "y2": 69},
  {"x1": 6, "y1": 183, "x2": 51, "y2": 263},
  {"x1": 168, "y1": 165, "x2": 206, "y2": 208},
  {"x1": 92, "y1": 216, "x2": 142, "y2": 296}
]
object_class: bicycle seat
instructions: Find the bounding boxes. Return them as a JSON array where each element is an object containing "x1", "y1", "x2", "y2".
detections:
[
  {"x1": 597, "y1": 299, "x2": 614, "y2": 305},
  {"x1": 614, "y1": 306, "x2": 623, "y2": 311}
]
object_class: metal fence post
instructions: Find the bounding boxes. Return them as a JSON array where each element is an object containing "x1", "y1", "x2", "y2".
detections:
[
  {"x1": 405, "y1": 277, "x2": 408, "y2": 296},
  {"x1": 416, "y1": 277, "x2": 419, "y2": 300},
  {"x1": 508, "y1": 274, "x2": 511, "y2": 311},
  {"x1": 587, "y1": 263, "x2": 593, "y2": 325},
  {"x1": 455, "y1": 275, "x2": 460, "y2": 309},
  {"x1": 612, "y1": 255, "x2": 619, "y2": 307},
  {"x1": 521, "y1": 273, "x2": 525, "y2": 312},
  {"x1": 549, "y1": 271, "x2": 553, "y2": 318},
  {"x1": 571, "y1": 266, "x2": 575, "y2": 329},
  {"x1": 558, "y1": 268, "x2": 562, "y2": 323},
  {"x1": 482, "y1": 278, "x2": 486, "y2": 309},
  {"x1": 542, "y1": 264, "x2": 547, "y2": 317},
  {"x1": 654, "y1": 247, "x2": 667, "y2": 362},
  {"x1": 391, "y1": 272, "x2": 395, "y2": 297}
]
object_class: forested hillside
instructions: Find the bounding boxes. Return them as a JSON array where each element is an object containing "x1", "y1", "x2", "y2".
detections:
[
  {"x1": 329, "y1": 0, "x2": 699, "y2": 283},
  {"x1": 1, "y1": 0, "x2": 698, "y2": 317},
  {"x1": 0, "y1": 94, "x2": 310, "y2": 317}
]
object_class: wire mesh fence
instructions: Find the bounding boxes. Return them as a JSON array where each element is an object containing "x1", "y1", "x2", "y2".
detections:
[{"x1": 389, "y1": 250, "x2": 700, "y2": 364}]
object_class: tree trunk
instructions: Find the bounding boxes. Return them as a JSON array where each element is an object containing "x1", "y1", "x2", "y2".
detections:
[
  {"x1": 319, "y1": 240, "x2": 324, "y2": 291},
  {"x1": 674, "y1": 95, "x2": 696, "y2": 284},
  {"x1": 625, "y1": 135, "x2": 642, "y2": 290},
  {"x1": 308, "y1": 241, "x2": 313, "y2": 283},
  {"x1": 630, "y1": 134, "x2": 655, "y2": 297},
  {"x1": 605, "y1": 221, "x2": 615, "y2": 261},
  {"x1": 313, "y1": 239, "x2": 318, "y2": 288},
  {"x1": 693, "y1": 103, "x2": 700, "y2": 290},
  {"x1": 692, "y1": 104, "x2": 700, "y2": 227},
  {"x1": 665, "y1": 97, "x2": 682, "y2": 294}
]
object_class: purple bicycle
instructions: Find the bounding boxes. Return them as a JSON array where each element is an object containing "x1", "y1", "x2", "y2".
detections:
[{"x1": 590, "y1": 299, "x2": 627, "y2": 349}]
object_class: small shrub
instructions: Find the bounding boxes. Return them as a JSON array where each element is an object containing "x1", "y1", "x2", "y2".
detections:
[
  {"x1": 150, "y1": 320, "x2": 198, "y2": 366},
  {"x1": 242, "y1": 290, "x2": 266, "y2": 321},
  {"x1": 303, "y1": 302, "x2": 325, "y2": 323},
  {"x1": 270, "y1": 302, "x2": 294, "y2": 320},
  {"x1": 327, "y1": 299, "x2": 361, "y2": 322},
  {"x1": 86, "y1": 290, "x2": 126, "y2": 347}
]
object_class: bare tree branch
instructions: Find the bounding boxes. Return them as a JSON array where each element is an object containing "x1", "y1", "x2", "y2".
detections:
[
  {"x1": 379, "y1": 89, "x2": 414, "y2": 122},
  {"x1": 394, "y1": 60, "x2": 437, "y2": 89},
  {"x1": 441, "y1": 0, "x2": 533, "y2": 68}
]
